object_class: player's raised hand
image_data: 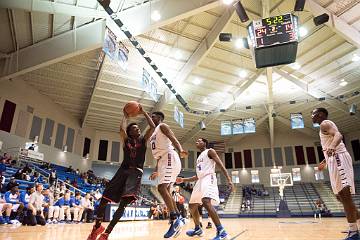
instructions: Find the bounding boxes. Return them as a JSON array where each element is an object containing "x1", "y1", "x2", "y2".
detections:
[
  {"x1": 318, "y1": 159, "x2": 326, "y2": 171},
  {"x1": 138, "y1": 104, "x2": 144, "y2": 114},
  {"x1": 123, "y1": 108, "x2": 129, "y2": 118},
  {"x1": 149, "y1": 171, "x2": 159, "y2": 181},
  {"x1": 176, "y1": 177, "x2": 184, "y2": 184},
  {"x1": 180, "y1": 150, "x2": 188, "y2": 158}
]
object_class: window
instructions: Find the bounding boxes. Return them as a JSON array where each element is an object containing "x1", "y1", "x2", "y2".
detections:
[
  {"x1": 231, "y1": 171, "x2": 240, "y2": 183},
  {"x1": 292, "y1": 168, "x2": 301, "y2": 181},
  {"x1": 314, "y1": 167, "x2": 324, "y2": 181},
  {"x1": 251, "y1": 170, "x2": 260, "y2": 183}
]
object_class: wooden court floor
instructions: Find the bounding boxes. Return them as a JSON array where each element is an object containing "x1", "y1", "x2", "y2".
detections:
[{"x1": 0, "y1": 218, "x2": 350, "y2": 240}]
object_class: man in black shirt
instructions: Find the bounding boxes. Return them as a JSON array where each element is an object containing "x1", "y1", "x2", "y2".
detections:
[{"x1": 87, "y1": 104, "x2": 155, "y2": 240}]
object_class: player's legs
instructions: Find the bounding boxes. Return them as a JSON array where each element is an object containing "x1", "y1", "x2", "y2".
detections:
[
  {"x1": 99, "y1": 197, "x2": 133, "y2": 239},
  {"x1": 338, "y1": 187, "x2": 359, "y2": 234},
  {"x1": 185, "y1": 203, "x2": 204, "y2": 237},
  {"x1": 330, "y1": 152, "x2": 359, "y2": 239},
  {"x1": 202, "y1": 198, "x2": 221, "y2": 226},
  {"x1": 158, "y1": 183, "x2": 179, "y2": 218},
  {"x1": 189, "y1": 203, "x2": 201, "y2": 226},
  {"x1": 87, "y1": 198, "x2": 108, "y2": 240},
  {"x1": 202, "y1": 198, "x2": 228, "y2": 240}
]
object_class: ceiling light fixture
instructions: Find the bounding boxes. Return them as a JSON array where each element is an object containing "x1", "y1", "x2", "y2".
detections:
[
  {"x1": 239, "y1": 70, "x2": 248, "y2": 78},
  {"x1": 352, "y1": 54, "x2": 360, "y2": 62},
  {"x1": 174, "y1": 50, "x2": 182, "y2": 60},
  {"x1": 290, "y1": 62, "x2": 301, "y2": 70},
  {"x1": 223, "y1": 0, "x2": 234, "y2": 5},
  {"x1": 299, "y1": 27, "x2": 308, "y2": 37},
  {"x1": 202, "y1": 98, "x2": 209, "y2": 104},
  {"x1": 193, "y1": 78, "x2": 201, "y2": 85},
  {"x1": 235, "y1": 38, "x2": 244, "y2": 49},
  {"x1": 151, "y1": 10, "x2": 161, "y2": 21},
  {"x1": 339, "y1": 79, "x2": 348, "y2": 87}
]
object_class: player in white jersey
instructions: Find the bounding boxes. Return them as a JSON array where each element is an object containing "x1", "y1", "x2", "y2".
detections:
[
  {"x1": 149, "y1": 111, "x2": 188, "y2": 238},
  {"x1": 176, "y1": 138, "x2": 234, "y2": 240},
  {"x1": 312, "y1": 107, "x2": 360, "y2": 240}
]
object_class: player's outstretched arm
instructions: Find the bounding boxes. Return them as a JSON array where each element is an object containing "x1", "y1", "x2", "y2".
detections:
[
  {"x1": 140, "y1": 104, "x2": 156, "y2": 141},
  {"x1": 176, "y1": 176, "x2": 198, "y2": 183},
  {"x1": 208, "y1": 149, "x2": 234, "y2": 192},
  {"x1": 320, "y1": 121, "x2": 343, "y2": 156},
  {"x1": 159, "y1": 123, "x2": 187, "y2": 158},
  {"x1": 119, "y1": 110, "x2": 129, "y2": 143}
]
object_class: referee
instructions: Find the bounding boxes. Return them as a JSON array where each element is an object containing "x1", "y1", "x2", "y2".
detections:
[{"x1": 87, "y1": 105, "x2": 155, "y2": 240}]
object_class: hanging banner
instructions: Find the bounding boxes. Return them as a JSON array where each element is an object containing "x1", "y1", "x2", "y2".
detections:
[
  {"x1": 243, "y1": 118, "x2": 256, "y2": 133},
  {"x1": 232, "y1": 119, "x2": 244, "y2": 135},
  {"x1": 142, "y1": 68, "x2": 159, "y2": 101},
  {"x1": 290, "y1": 113, "x2": 304, "y2": 129},
  {"x1": 221, "y1": 121, "x2": 232, "y2": 136},
  {"x1": 179, "y1": 111, "x2": 184, "y2": 128},
  {"x1": 103, "y1": 28, "x2": 129, "y2": 70},
  {"x1": 174, "y1": 106, "x2": 184, "y2": 128}
]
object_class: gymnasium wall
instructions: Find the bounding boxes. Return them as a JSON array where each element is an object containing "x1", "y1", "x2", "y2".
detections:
[
  {"x1": 0, "y1": 130, "x2": 91, "y2": 171},
  {"x1": 0, "y1": 79, "x2": 96, "y2": 169}
]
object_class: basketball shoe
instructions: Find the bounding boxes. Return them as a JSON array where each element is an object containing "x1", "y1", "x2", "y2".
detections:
[
  {"x1": 186, "y1": 227, "x2": 204, "y2": 237},
  {"x1": 87, "y1": 225, "x2": 105, "y2": 240}
]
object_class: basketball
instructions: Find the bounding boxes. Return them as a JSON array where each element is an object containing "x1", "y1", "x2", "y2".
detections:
[{"x1": 124, "y1": 101, "x2": 140, "y2": 117}]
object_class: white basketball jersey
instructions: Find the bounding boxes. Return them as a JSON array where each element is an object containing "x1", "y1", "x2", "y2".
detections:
[
  {"x1": 319, "y1": 120, "x2": 346, "y2": 156},
  {"x1": 150, "y1": 124, "x2": 174, "y2": 159},
  {"x1": 196, "y1": 149, "x2": 216, "y2": 179}
]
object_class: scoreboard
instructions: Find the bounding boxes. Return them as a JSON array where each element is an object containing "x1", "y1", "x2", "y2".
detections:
[{"x1": 247, "y1": 13, "x2": 299, "y2": 68}]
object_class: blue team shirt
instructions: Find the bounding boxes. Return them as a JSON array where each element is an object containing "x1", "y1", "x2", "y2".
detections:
[
  {"x1": 5, "y1": 191, "x2": 19, "y2": 204},
  {"x1": 19, "y1": 191, "x2": 31, "y2": 207},
  {"x1": 54, "y1": 197, "x2": 71, "y2": 207}
]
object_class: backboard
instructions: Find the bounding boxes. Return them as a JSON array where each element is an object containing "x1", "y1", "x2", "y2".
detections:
[{"x1": 270, "y1": 173, "x2": 293, "y2": 187}]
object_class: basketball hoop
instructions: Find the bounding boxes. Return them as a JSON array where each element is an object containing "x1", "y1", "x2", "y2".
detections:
[{"x1": 270, "y1": 172, "x2": 293, "y2": 200}]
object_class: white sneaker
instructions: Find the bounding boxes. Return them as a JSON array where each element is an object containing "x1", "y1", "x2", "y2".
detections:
[
  {"x1": 47, "y1": 219, "x2": 53, "y2": 224},
  {"x1": 52, "y1": 219, "x2": 58, "y2": 224}
]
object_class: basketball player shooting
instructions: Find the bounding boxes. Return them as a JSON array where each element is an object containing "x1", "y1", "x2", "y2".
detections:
[
  {"x1": 149, "y1": 111, "x2": 188, "y2": 238},
  {"x1": 312, "y1": 107, "x2": 360, "y2": 240},
  {"x1": 87, "y1": 104, "x2": 155, "y2": 240},
  {"x1": 176, "y1": 138, "x2": 234, "y2": 240}
]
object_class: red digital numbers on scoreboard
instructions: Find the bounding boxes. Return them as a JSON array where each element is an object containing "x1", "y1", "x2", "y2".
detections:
[{"x1": 255, "y1": 28, "x2": 266, "y2": 38}]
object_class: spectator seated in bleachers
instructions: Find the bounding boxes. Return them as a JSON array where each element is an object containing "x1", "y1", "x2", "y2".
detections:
[
  {"x1": 70, "y1": 192, "x2": 84, "y2": 223},
  {"x1": 0, "y1": 153, "x2": 12, "y2": 165},
  {"x1": 65, "y1": 165, "x2": 74, "y2": 173},
  {"x1": 25, "y1": 183, "x2": 46, "y2": 226},
  {"x1": 5, "y1": 177, "x2": 18, "y2": 192},
  {"x1": 43, "y1": 188, "x2": 59, "y2": 224},
  {"x1": 54, "y1": 192, "x2": 72, "y2": 223},
  {"x1": 0, "y1": 158, "x2": 6, "y2": 175},
  {"x1": 20, "y1": 186, "x2": 34, "y2": 210},
  {"x1": 0, "y1": 192, "x2": 12, "y2": 224},
  {"x1": 81, "y1": 193, "x2": 94, "y2": 223},
  {"x1": 5, "y1": 185, "x2": 24, "y2": 224}
]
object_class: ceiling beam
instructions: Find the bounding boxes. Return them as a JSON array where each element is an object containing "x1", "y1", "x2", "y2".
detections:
[
  {"x1": 306, "y1": 0, "x2": 360, "y2": 48},
  {"x1": 179, "y1": 70, "x2": 263, "y2": 144},
  {"x1": 82, "y1": 53, "x2": 106, "y2": 128},
  {"x1": 0, "y1": 20, "x2": 105, "y2": 81},
  {"x1": 274, "y1": 68, "x2": 360, "y2": 120},
  {"x1": 138, "y1": 6, "x2": 236, "y2": 131},
  {"x1": 1, "y1": 0, "x2": 221, "y2": 40},
  {"x1": 0, "y1": 0, "x2": 105, "y2": 18}
]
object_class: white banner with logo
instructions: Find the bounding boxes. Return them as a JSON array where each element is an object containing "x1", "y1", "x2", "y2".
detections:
[{"x1": 109, "y1": 206, "x2": 150, "y2": 221}]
